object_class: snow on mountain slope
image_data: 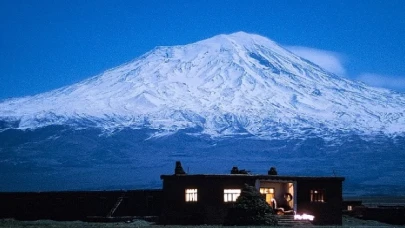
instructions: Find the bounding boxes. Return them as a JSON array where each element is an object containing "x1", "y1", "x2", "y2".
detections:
[{"x1": 1, "y1": 31, "x2": 405, "y2": 137}]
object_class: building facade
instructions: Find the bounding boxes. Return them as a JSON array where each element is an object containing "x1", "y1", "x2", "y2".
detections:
[{"x1": 160, "y1": 166, "x2": 344, "y2": 225}]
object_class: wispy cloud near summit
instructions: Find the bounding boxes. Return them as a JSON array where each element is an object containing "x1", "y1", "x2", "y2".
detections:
[
  {"x1": 285, "y1": 45, "x2": 405, "y2": 92},
  {"x1": 357, "y1": 73, "x2": 405, "y2": 92},
  {"x1": 285, "y1": 46, "x2": 347, "y2": 76}
]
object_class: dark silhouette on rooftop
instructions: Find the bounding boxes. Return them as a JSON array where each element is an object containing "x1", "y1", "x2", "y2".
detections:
[{"x1": 174, "y1": 161, "x2": 186, "y2": 175}]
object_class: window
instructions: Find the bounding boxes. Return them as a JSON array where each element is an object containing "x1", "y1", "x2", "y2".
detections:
[
  {"x1": 259, "y1": 187, "x2": 274, "y2": 194},
  {"x1": 185, "y1": 189, "x2": 198, "y2": 202},
  {"x1": 224, "y1": 189, "x2": 241, "y2": 202},
  {"x1": 310, "y1": 189, "x2": 325, "y2": 202},
  {"x1": 260, "y1": 188, "x2": 275, "y2": 205},
  {"x1": 347, "y1": 205, "x2": 353, "y2": 211}
]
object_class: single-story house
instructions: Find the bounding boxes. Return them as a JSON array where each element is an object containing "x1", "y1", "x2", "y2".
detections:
[{"x1": 160, "y1": 162, "x2": 344, "y2": 225}]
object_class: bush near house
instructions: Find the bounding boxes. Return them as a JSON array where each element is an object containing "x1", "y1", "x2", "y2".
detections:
[{"x1": 224, "y1": 184, "x2": 278, "y2": 226}]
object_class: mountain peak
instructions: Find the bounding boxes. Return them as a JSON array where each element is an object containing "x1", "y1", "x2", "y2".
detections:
[
  {"x1": 210, "y1": 31, "x2": 273, "y2": 43},
  {"x1": 227, "y1": 31, "x2": 277, "y2": 44},
  {"x1": 194, "y1": 31, "x2": 281, "y2": 52}
]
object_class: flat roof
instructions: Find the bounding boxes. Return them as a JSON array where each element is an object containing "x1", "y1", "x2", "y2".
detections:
[{"x1": 161, "y1": 174, "x2": 345, "y2": 181}]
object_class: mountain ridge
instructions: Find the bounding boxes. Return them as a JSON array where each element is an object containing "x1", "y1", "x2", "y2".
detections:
[{"x1": 1, "y1": 32, "x2": 404, "y2": 138}]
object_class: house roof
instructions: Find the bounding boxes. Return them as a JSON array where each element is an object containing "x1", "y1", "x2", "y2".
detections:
[{"x1": 160, "y1": 174, "x2": 345, "y2": 182}]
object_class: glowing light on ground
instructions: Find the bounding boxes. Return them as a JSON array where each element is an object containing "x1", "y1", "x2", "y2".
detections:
[{"x1": 294, "y1": 213, "x2": 315, "y2": 221}]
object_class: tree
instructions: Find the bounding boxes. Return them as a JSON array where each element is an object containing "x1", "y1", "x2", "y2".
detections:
[{"x1": 224, "y1": 184, "x2": 278, "y2": 226}]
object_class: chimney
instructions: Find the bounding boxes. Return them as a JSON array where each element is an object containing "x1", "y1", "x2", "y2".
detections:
[
  {"x1": 174, "y1": 161, "x2": 186, "y2": 175},
  {"x1": 268, "y1": 167, "x2": 278, "y2": 175},
  {"x1": 231, "y1": 166, "x2": 239, "y2": 174}
]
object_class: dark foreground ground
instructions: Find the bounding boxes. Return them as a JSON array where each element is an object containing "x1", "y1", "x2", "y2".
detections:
[
  {"x1": 345, "y1": 196, "x2": 405, "y2": 207},
  {"x1": 0, "y1": 215, "x2": 395, "y2": 228},
  {"x1": 1, "y1": 196, "x2": 404, "y2": 227}
]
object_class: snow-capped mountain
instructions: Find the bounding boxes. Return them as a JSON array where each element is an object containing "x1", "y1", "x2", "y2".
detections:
[
  {"x1": 1, "y1": 32, "x2": 405, "y2": 194},
  {"x1": 1, "y1": 31, "x2": 404, "y2": 138}
]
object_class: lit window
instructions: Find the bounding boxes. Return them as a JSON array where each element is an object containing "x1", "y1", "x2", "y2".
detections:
[
  {"x1": 224, "y1": 189, "x2": 241, "y2": 202},
  {"x1": 259, "y1": 188, "x2": 274, "y2": 194},
  {"x1": 260, "y1": 188, "x2": 275, "y2": 205},
  {"x1": 347, "y1": 205, "x2": 353, "y2": 211},
  {"x1": 185, "y1": 189, "x2": 197, "y2": 202},
  {"x1": 310, "y1": 189, "x2": 325, "y2": 202}
]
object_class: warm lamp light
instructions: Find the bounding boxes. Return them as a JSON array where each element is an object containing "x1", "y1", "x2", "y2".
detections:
[{"x1": 294, "y1": 213, "x2": 315, "y2": 221}]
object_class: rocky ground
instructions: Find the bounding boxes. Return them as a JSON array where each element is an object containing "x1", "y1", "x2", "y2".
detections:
[{"x1": 0, "y1": 215, "x2": 395, "y2": 228}]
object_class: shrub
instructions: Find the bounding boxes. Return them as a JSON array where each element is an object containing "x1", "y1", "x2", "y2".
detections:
[{"x1": 224, "y1": 184, "x2": 278, "y2": 226}]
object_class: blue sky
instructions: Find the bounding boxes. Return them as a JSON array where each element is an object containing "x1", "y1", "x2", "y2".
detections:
[{"x1": 0, "y1": 0, "x2": 404, "y2": 99}]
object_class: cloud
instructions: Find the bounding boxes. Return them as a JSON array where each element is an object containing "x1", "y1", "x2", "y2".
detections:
[
  {"x1": 284, "y1": 45, "x2": 405, "y2": 92},
  {"x1": 356, "y1": 73, "x2": 405, "y2": 92},
  {"x1": 284, "y1": 46, "x2": 347, "y2": 76}
]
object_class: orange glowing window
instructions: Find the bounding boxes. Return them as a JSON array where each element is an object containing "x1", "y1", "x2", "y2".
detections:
[
  {"x1": 260, "y1": 188, "x2": 275, "y2": 205},
  {"x1": 310, "y1": 189, "x2": 325, "y2": 202}
]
